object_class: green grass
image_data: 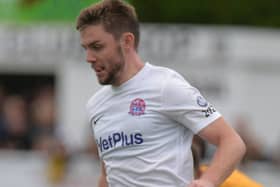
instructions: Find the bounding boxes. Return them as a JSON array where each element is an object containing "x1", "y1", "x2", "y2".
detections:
[{"x1": 0, "y1": 0, "x2": 132, "y2": 23}]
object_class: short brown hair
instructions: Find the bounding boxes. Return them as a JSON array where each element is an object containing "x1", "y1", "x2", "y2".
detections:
[{"x1": 76, "y1": 0, "x2": 140, "y2": 49}]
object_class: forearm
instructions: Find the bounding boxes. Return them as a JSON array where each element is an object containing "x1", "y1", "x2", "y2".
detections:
[
  {"x1": 98, "y1": 161, "x2": 108, "y2": 187},
  {"x1": 98, "y1": 174, "x2": 108, "y2": 187},
  {"x1": 200, "y1": 134, "x2": 246, "y2": 186}
]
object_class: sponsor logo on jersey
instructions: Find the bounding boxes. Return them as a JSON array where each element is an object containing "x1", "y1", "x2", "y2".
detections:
[
  {"x1": 196, "y1": 95, "x2": 208, "y2": 107},
  {"x1": 93, "y1": 115, "x2": 103, "y2": 125},
  {"x1": 96, "y1": 132, "x2": 144, "y2": 153},
  {"x1": 129, "y1": 98, "x2": 146, "y2": 116},
  {"x1": 202, "y1": 105, "x2": 216, "y2": 117}
]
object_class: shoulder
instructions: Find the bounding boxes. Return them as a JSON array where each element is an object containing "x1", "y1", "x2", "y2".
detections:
[
  {"x1": 148, "y1": 63, "x2": 180, "y2": 76},
  {"x1": 147, "y1": 63, "x2": 190, "y2": 85},
  {"x1": 160, "y1": 68, "x2": 193, "y2": 96},
  {"x1": 86, "y1": 86, "x2": 111, "y2": 110},
  {"x1": 147, "y1": 63, "x2": 194, "y2": 99}
]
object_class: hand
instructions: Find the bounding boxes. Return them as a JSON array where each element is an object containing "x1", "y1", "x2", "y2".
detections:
[{"x1": 188, "y1": 179, "x2": 215, "y2": 187}]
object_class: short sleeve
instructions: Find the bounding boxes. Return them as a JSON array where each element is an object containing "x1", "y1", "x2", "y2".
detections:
[{"x1": 160, "y1": 72, "x2": 221, "y2": 134}]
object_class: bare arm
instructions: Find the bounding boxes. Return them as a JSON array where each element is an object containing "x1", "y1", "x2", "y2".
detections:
[
  {"x1": 98, "y1": 161, "x2": 108, "y2": 187},
  {"x1": 189, "y1": 117, "x2": 246, "y2": 187}
]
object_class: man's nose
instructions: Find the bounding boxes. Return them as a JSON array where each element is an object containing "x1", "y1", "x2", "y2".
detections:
[{"x1": 86, "y1": 50, "x2": 97, "y2": 63}]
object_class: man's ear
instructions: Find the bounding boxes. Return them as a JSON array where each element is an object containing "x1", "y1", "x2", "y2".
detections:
[{"x1": 120, "y1": 32, "x2": 135, "y2": 51}]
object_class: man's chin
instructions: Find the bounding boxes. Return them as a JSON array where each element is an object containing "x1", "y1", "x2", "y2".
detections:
[
  {"x1": 98, "y1": 78, "x2": 110, "y2": 85},
  {"x1": 98, "y1": 80, "x2": 107, "y2": 85},
  {"x1": 96, "y1": 74, "x2": 115, "y2": 85}
]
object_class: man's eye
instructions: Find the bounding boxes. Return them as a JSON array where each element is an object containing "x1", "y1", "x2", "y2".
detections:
[{"x1": 90, "y1": 44, "x2": 103, "y2": 50}]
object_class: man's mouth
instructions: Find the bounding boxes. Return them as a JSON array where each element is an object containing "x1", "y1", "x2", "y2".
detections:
[
  {"x1": 92, "y1": 65, "x2": 104, "y2": 73},
  {"x1": 93, "y1": 66, "x2": 106, "y2": 77}
]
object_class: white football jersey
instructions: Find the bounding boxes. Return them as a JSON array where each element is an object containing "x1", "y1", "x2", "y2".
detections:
[{"x1": 86, "y1": 63, "x2": 221, "y2": 187}]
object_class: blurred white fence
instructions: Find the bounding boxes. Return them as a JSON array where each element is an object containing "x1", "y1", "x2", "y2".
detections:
[
  {"x1": 0, "y1": 151, "x2": 279, "y2": 187},
  {"x1": 0, "y1": 23, "x2": 280, "y2": 160},
  {"x1": 0, "y1": 151, "x2": 100, "y2": 187}
]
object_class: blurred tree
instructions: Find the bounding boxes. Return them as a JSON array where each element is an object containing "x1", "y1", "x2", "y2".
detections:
[{"x1": 130, "y1": 0, "x2": 280, "y2": 28}]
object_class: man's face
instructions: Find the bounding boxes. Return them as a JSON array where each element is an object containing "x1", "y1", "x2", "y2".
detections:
[{"x1": 80, "y1": 24, "x2": 125, "y2": 85}]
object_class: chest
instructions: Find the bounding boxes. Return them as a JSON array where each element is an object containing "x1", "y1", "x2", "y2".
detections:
[
  {"x1": 91, "y1": 91, "x2": 178, "y2": 153},
  {"x1": 92, "y1": 94, "x2": 163, "y2": 138}
]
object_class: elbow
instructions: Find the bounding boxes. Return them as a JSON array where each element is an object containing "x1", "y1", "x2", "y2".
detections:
[{"x1": 237, "y1": 135, "x2": 247, "y2": 161}]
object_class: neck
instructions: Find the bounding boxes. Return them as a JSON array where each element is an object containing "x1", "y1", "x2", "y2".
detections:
[{"x1": 112, "y1": 51, "x2": 144, "y2": 87}]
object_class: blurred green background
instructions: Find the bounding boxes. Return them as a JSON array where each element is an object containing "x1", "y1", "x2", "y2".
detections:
[
  {"x1": 0, "y1": 0, "x2": 280, "y2": 27},
  {"x1": 0, "y1": 0, "x2": 100, "y2": 23}
]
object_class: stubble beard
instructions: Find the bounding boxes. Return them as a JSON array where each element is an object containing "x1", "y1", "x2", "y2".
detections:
[{"x1": 98, "y1": 46, "x2": 125, "y2": 85}]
